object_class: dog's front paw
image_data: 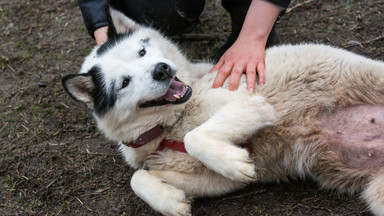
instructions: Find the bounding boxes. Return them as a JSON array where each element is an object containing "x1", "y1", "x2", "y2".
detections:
[
  {"x1": 185, "y1": 132, "x2": 259, "y2": 183},
  {"x1": 217, "y1": 147, "x2": 258, "y2": 183}
]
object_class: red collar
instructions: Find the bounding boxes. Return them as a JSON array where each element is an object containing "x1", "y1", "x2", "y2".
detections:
[
  {"x1": 121, "y1": 125, "x2": 187, "y2": 153},
  {"x1": 134, "y1": 139, "x2": 250, "y2": 154},
  {"x1": 123, "y1": 138, "x2": 187, "y2": 153},
  {"x1": 122, "y1": 125, "x2": 164, "y2": 148},
  {"x1": 157, "y1": 139, "x2": 187, "y2": 153}
]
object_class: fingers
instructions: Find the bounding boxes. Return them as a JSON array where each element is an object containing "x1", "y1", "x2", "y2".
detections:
[
  {"x1": 256, "y1": 62, "x2": 265, "y2": 86},
  {"x1": 228, "y1": 64, "x2": 245, "y2": 91},
  {"x1": 212, "y1": 61, "x2": 233, "y2": 88},
  {"x1": 211, "y1": 56, "x2": 265, "y2": 91},
  {"x1": 212, "y1": 60, "x2": 261, "y2": 91},
  {"x1": 246, "y1": 64, "x2": 257, "y2": 92},
  {"x1": 210, "y1": 58, "x2": 224, "y2": 73}
]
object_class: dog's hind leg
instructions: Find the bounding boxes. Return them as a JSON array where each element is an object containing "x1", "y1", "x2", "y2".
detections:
[
  {"x1": 146, "y1": 169, "x2": 246, "y2": 198},
  {"x1": 131, "y1": 169, "x2": 245, "y2": 216},
  {"x1": 131, "y1": 169, "x2": 193, "y2": 216},
  {"x1": 184, "y1": 94, "x2": 277, "y2": 183},
  {"x1": 361, "y1": 173, "x2": 384, "y2": 216}
]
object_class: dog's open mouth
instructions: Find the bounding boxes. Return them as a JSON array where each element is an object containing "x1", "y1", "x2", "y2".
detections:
[{"x1": 139, "y1": 77, "x2": 192, "y2": 108}]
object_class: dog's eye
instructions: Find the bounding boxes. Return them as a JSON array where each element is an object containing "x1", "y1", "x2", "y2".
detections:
[
  {"x1": 121, "y1": 78, "x2": 130, "y2": 89},
  {"x1": 138, "y1": 48, "x2": 146, "y2": 57}
]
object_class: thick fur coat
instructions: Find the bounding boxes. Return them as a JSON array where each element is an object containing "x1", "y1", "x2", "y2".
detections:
[{"x1": 62, "y1": 6, "x2": 384, "y2": 216}]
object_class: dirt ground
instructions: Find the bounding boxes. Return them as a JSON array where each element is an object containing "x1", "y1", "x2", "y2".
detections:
[{"x1": 1, "y1": 0, "x2": 383, "y2": 215}]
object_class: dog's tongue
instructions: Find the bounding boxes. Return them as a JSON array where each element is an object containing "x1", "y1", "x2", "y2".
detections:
[{"x1": 163, "y1": 79, "x2": 185, "y2": 102}]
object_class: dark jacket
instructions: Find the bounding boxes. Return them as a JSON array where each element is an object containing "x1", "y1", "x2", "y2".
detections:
[
  {"x1": 77, "y1": 0, "x2": 291, "y2": 39},
  {"x1": 78, "y1": 0, "x2": 109, "y2": 39},
  {"x1": 268, "y1": 0, "x2": 291, "y2": 9}
]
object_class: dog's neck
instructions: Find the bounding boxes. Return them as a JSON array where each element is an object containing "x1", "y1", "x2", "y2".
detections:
[
  {"x1": 122, "y1": 125, "x2": 164, "y2": 148},
  {"x1": 121, "y1": 125, "x2": 188, "y2": 153},
  {"x1": 120, "y1": 123, "x2": 251, "y2": 154}
]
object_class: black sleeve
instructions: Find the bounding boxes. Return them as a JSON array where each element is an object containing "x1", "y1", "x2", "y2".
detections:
[
  {"x1": 77, "y1": 0, "x2": 109, "y2": 39},
  {"x1": 265, "y1": 0, "x2": 291, "y2": 9}
]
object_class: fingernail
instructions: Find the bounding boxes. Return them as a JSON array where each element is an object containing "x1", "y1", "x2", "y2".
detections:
[{"x1": 248, "y1": 88, "x2": 254, "y2": 93}]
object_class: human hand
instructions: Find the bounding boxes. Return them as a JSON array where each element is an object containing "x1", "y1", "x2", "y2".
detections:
[
  {"x1": 210, "y1": 39, "x2": 266, "y2": 93},
  {"x1": 94, "y1": 26, "x2": 108, "y2": 45},
  {"x1": 210, "y1": 0, "x2": 282, "y2": 92}
]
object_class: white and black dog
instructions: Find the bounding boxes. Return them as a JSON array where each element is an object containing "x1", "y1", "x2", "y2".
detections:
[{"x1": 62, "y1": 5, "x2": 384, "y2": 216}]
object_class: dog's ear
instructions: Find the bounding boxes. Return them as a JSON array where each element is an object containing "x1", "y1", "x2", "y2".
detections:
[
  {"x1": 106, "y1": 4, "x2": 138, "y2": 38},
  {"x1": 62, "y1": 74, "x2": 94, "y2": 109}
]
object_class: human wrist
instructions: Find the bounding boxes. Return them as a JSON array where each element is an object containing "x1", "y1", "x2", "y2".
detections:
[
  {"x1": 94, "y1": 26, "x2": 108, "y2": 45},
  {"x1": 237, "y1": 32, "x2": 268, "y2": 48}
]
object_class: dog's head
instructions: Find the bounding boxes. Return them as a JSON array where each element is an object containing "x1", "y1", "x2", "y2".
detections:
[{"x1": 62, "y1": 6, "x2": 192, "y2": 142}]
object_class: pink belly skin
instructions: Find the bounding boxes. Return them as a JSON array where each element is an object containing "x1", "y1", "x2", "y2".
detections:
[{"x1": 321, "y1": 104, "x2": 384, "y2": 169}]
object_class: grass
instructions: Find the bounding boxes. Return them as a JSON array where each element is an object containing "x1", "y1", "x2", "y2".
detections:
[
  {"x1": 1, "y1": 174, "x2": 17, "y2": 192},
  {"x1": 337, "y1": 193, "x2": 354, "y2": 206},
  {"x1": 32, "y1": 105, "x2": 51, "y2": 114},
  {"x1": 253, "y1": 205, "x2": 266, "y2": 214}
]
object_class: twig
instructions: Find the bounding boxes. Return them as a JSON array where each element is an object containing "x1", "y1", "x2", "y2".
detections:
[
  {"x1": 7, "y1": 64, "x2": 15, "y2": 73},
  {"x1": 92, "y1": 186, "x2": 111, "y2": 194},
  {"x1": 286, "y1": 0, "x2": 316, "y2": 13},
  {"x1": 289, "y1": 203, "x2": 311, "y2": 210},
  {"x1": 311, "y1": 205, "x2": 334, "y2": 216},
  {"x1": 48, "y1": 143, "x2": 66, "y2": 146},
  {"x1": 46, "y1": 179, "x2": 56, "y2": 189},
  {"x1": 21, "y1": 124, "x2": 30, "y2": 132},
  {"x1": 0, "y1": 121, "x2": 9, "y2": 132},
  {"x1": 79, "y1": 148, "x2": 120, "y2": 156},
  {"x1": 75, "y1": 196, "x2": 83, "y2": 205},
  {"x1": 344, "y1": 34, "x2": 384, "y2": 48},
  {"x1": 60, "y1": 102, "x2": 70, "y2": 108}
]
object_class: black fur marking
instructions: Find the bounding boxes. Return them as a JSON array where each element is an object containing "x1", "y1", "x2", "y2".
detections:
[
  {"x1": 105, "y1": 5, "x2": 117, "y2": 39},
  {"x1": 99, "y1": 5, "x2": 135, "y2": 56},
  {"x1": 96, "y1": 34, "x2": 132, "y2": 57},
  {"x1": 141, "y1": 38, "x2": 149, "y2": 44},
  {"x1": 89, "y1": 66, "x2": 117, "y2": 116}
]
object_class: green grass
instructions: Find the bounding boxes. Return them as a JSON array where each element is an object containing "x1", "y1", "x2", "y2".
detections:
[
  {"x1": 253, "y1": 205, "x2": 265, "y2": 215},
  {"x1": 1, "y1": 174, "x2": 17, "y2": 192}
]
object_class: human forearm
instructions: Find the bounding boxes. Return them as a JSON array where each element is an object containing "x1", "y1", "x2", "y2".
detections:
[
  {"x1": 237, "y1": 0, "x2": 282, "y2": 47},
  {"x1": 211, "y1": 0, "x2": 286, "y2": 91}
]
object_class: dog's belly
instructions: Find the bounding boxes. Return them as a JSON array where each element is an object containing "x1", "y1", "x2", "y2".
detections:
[{"x1": 321, "y1": 104, "x2": 384, "y2": 169}]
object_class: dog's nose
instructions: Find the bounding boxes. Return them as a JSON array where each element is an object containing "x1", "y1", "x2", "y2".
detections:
[{"x1": 153, "y1": 63, "x2": 173, "y2": 81}]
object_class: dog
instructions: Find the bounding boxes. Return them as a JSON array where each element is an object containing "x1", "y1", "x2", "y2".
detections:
[{"x1": 62, "y1": 5, "x2": 384, "y2": 216}]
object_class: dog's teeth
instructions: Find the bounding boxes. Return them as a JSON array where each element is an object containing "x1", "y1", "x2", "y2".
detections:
[{"x1": 174, "y1": 95, "x2": 181, "y2": 99}]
